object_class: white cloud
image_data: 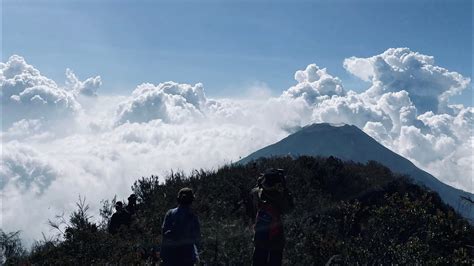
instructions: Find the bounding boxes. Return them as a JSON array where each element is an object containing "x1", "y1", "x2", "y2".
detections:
[
  {"x1": 0, "y1": 55, "x2": 80, "y2": 127},
  {"x1": 115, "y1": 82, "x2": 206, "y2": 124},
  {"x1": 0, "y1": 119, "x2": 52, "y2": 142},
  {"x1": 282, "y1": 63, "x2": 345, "y2": 104},
  {"x1": 1, "y1": 119, "x2": 288, "y2": 246},
  {"x1": 343, "y1": 48, "x2": 470, "y2": 113},
  {"x1": 65, "y1": 68, "x2": 101, "y2": 97},
  {"x1": 309, "y1": 91, "x2": 386, "y2": 129},
  {"x1": 0, "y1": 55, "x2": 102, "y2": 130},
  {"x1": 1, "y1": 48, "x2": 472, "y2": 246},
  {"x1": 376, "y1": 90, "x2": 417, "y2": 134},
  {"x1": 363, "y1": 121, "x2": 392, "y2": 146},
  {"x1": 1, "y1": 141, "x2": 58, "y2": 194}
]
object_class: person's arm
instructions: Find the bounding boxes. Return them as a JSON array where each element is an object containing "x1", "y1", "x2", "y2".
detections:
[
  {"x1": 162, "y1": 210, "x2": 173, "y2": 237},
  {"x1": 160, "y1": 209, "x2": 173, "y2": 262},
  {"x1": 193, "y1": 244, "x2": 200, "y2": 263},
  {"x1": 250, "y1": 188, "x2": 261, "y2": 223}
]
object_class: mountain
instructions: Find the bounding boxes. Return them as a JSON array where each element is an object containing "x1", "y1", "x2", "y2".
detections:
[{"x1": 239, "y1": 123, "x2": 473, "y2": 221}]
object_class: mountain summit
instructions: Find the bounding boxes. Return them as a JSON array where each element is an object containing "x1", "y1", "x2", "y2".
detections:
[{"x1": 239, "y1": 123, "x2": 473, "y2": 220}]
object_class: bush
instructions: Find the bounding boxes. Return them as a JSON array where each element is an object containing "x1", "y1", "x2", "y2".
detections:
[{"x1": 22, "y1": 156, "x2": 474, "y2": 264}]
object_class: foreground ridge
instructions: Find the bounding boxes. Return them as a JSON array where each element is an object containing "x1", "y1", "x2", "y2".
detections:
[{"x1": 4, "y1": 156, "x2": 474, "y2": 264}]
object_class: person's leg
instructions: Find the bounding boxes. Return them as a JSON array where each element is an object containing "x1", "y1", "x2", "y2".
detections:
[
  {"x1": 252, "y1": 247, "x2": 269, "y2": 266},
  {"x1": 268, "y1": 249, "x2": 283, "y2": 266},
  {"x1": 163, "y1": 260, "x2": 194, "y2": 266}
]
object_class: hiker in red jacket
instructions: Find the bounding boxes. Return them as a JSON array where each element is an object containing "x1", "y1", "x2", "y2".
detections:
[{"x1": 252, "y1": 169, "x2": 294, "y2": 266}]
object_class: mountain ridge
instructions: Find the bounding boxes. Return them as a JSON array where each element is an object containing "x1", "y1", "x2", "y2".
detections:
[
  {"x1": 239, "y1": 123, "x2": 473, "y2": 221},
  {"x1": 9, "y1": 155, "x2": 474, "y2": 264}
]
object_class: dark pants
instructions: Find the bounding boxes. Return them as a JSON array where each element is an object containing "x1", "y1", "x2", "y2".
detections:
[
  {"x1": 161, "y1": 261, "x2": 194, "y2": 266},
  {"x1": 252, "y1": 247, "x2": 283, "y2": 266}
]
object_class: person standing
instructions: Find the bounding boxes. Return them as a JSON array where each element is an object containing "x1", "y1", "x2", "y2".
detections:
[
  {"x1": 161, "y1": 188, "x2": 200, "y2": 266},
  {"x1": 108, "y1": 201, "x2": 131, "y2": 234},
  {"x1": 126, "y1": 194, "x2": 138, "y2": 216},
  {"x1": 252, "y1": 169, "x2": 294, "y2": 266}
]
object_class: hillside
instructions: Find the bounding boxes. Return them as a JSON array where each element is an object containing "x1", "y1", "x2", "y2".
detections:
[
  {"x1": 3, "y1": 156, "x2": 473, "y2": 264},
  {"x1": 239, "y1": 123, "x2": 474, "y2": 221}
]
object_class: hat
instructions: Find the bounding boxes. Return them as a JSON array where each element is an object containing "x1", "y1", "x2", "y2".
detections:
[{"x1": 261, "y1": 168, "x2": 285, "y2": 190}]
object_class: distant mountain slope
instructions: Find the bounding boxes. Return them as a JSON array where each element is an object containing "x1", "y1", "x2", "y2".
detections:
[{"x1": 239, "y1": 123, "x2": 473, "y2": 220}]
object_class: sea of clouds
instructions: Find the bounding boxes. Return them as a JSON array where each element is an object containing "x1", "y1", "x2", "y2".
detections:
[{"x1": 1, "y1": 48, "x2": 472, "y2": 245}]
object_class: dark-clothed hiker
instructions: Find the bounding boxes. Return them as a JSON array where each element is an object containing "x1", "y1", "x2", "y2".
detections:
[
  {"x1": 252, "y1": 169, "x2": 294, "y2": 266},
  {"x1": 108, "y1": 201, "x2": 131, "y2": 234},
  {"x1": 161, "y1": 188, "x2": 200, "y2": 266},
  {"x1": 126, "y1": 193, "x2": 138, "y2": 216}
]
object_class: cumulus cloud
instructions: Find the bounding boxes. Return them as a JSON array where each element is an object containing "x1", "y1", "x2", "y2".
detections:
[
  {"x1": 343, "y1": 48, "x2": 470, "y2": 113},
  {"x1": 0, "y1": 55, "x2": 102, "y2": 131},
  {"x1": 363, "y1": 121, "x2": 392, "y2": 146},
  {"x1": 65, "y1": 68, "x2": 102, "y2": 97},
  {"x1": 1, "y1": 48, "x2": 472, "y2": 246},
  {"x1": 115, "y1": 82, "x2": 206, "y2": 124},
  {"x1": 309, "y1": 51, "x2": 472, "y2": 194},
  {"x1": 282, "y1": 64, "x2": 345, "y2": 104},
  {"x1": 279, "y1": 48, "x2": 472, "y2": 192},
  {"x1": 0, "y1": 55, "x2": 80, "y2": 127},
  {"x1": 310, "y1": 91, "x2": 386, "y2": 129},
  {"x1": 397, "y1": 107, "x2": 474, "y2": 189}
]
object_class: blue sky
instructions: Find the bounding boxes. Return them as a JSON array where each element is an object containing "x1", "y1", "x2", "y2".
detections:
[{"x1": 2, "y1": 0, "x2": 472, "y2": 104}]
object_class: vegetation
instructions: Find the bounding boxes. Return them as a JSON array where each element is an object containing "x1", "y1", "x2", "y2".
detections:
[{"x1": 3, "y1": 156, "x2": 474, "y2": 264}]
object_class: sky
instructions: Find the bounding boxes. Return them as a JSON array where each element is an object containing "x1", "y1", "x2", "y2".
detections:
[
  {"x1": 1, "y1": 0, "x2": 473, "y2": 246},
  {"x1": 2, "y1": 0, "x2": 473, "y2": 102}
]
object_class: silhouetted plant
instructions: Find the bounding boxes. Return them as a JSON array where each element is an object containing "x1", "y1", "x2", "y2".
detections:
[
  {"x1": 0, "y1": 230, "x2": 27, "y2": 265},
  {"x1": 18, "y1": 156, "x2": 474, "y2": 264}
]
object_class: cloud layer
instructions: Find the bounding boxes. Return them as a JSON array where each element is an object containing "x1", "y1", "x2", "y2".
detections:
[{"x1": 1, "y1": 48, "x2": 472, "y2": 245}]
